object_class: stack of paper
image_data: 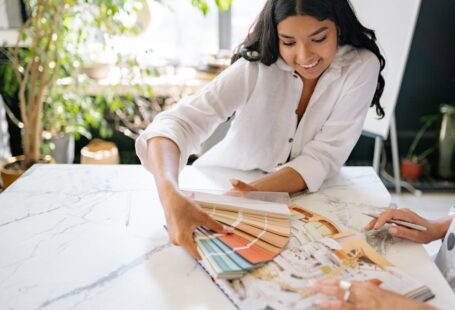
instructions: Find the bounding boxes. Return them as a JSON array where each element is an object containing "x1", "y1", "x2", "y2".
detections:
[{"x1": 189, "y1": 191, "x2": 291, "y2": 279}]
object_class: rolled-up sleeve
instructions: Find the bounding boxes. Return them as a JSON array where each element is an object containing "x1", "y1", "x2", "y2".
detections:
[
  {"x1": 283, "y1": 55, "x2": 380, "y2": 192},
  {"x1": 135, "y1": 59, "x2": 258, "y2": 173}
]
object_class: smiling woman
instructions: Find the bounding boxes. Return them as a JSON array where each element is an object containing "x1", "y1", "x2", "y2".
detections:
[
  {"x1": 276, "y1": 16, "x2": 339, "y2": 120},
  {"x1": 135, "y1": 0, "x2": 386, "y2": 260},
  {"x1": 277, "y1": 17, "x2": 338, "y2": 81}
]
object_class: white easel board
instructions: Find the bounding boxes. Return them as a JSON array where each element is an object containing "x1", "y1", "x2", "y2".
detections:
[{"x1": 350, "y1": 0, "x2": 422, "y2": 139}]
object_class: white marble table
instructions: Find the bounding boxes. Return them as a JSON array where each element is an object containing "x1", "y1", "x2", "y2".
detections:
[{"x1": 0, "y1": 164, "x2": 453, "y2": 309}]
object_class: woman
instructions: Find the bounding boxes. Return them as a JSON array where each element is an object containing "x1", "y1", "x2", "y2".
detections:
[
  {"x1": 311, "y1": 208, "x2": 455, "y2": 309},
  {"x1": 136, "y1": 0, "x2": 385, "y2": 258}
]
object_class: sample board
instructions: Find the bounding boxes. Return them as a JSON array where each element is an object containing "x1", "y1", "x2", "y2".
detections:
[{"x1": 350, "y1": 0, "x2": 422, "y2": 139}]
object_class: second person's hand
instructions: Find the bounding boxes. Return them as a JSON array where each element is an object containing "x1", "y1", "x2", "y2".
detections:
[
  {"x1": 363, "y1": 208, "x2": 448, "y2": 243},
  {"x1": 310, "y1": 278, "x2": 434, "y2": 310}
]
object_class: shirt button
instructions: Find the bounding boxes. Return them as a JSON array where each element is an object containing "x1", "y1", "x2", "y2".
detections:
[{"x1": 288, "y1": 138, "x2": 294, "y2": 143}]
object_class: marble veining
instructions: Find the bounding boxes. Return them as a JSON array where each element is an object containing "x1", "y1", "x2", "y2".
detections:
[
  {"x1": 37, "y1": 241, "x2": 171, "y2": 310},
  {"x1": 0, "y1": 164, "x2": 453, "y2": 309}
]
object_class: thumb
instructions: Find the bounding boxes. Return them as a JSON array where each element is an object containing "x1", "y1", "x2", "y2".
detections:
[{"x1": 186, "y1": 239, "x2": 202, "y2": 260}]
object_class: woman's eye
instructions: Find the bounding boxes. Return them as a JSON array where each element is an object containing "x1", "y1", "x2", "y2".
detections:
[
  {"x1": 312, "y1": 36, "x2": 327, "y2": 43},
  {"x1": 282, "y1": 41, "x2": 295, "y2": 47}
]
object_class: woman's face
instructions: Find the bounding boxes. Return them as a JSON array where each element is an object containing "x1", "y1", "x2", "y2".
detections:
[{"x1": 277, "y1": 15, "x2": 338, "y2": 81}]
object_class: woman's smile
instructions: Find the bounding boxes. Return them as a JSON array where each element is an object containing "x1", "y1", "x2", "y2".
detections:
[{"x1": 298, "y1": 58, "x2": 321, "y2": 70}]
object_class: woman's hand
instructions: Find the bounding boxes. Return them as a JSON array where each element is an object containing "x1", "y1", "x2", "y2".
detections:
[
  {"x1": 162, "y1": 188, "x2": 226, "y2": 260},
  {"x1": 230, "y1": 178, "x2": 258, "y2": 192},
  {"x1": 363, "y1": 208, "x2": 450, "y2": 243},
  {"x1": 229, "y1": 167, "x2": 307, "y2": 194},
  {"x1": 310, "y1": 278, "x2": 434, "y2": 310}
]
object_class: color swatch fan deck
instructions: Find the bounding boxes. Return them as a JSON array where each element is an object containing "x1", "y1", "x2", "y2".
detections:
[{"x1": 190, "y1": 191, "x2": 291, "y2": 279}]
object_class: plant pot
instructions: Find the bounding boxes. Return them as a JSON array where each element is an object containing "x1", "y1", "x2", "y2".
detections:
[
  {"x1": 49, "y1": 134, "x2": 75, "y2": 164},
  {"x1": 80, "y1": 63, "x2": 112, "y2": 81},
  {"x1": 401, "y1": 159, "x2": 424, "y2": 181},
  {"x1": 0, "y1": 155, "x2": 54, "y2": 189}
]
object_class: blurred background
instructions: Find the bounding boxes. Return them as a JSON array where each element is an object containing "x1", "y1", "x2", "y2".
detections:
[{"x1": 0, "y1": 0, "x2": 454, "y2": 193}]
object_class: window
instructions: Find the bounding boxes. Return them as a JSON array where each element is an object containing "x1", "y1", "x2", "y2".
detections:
[
  {"x1": 108, "y1": 0, "x2": 268, "y2": 66},
  {"x1": 230, "y1": 0, "x2": 266, "y2": 49},
  {"x1": 111, "y1": 0, "x2": 219, "y2": 66}
]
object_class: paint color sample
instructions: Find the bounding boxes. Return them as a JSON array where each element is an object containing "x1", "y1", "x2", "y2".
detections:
[{"x1": 189, "y1": 191, "x2": 291, "y2": 279}]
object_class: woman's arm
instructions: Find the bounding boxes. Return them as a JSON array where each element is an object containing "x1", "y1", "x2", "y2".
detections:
[
  {"x1": 231, "y1": 167, "x2": 307, "y2": 193},
  {"x1": 136, "y1": 58, "x2": 258, "y2": 174},
  {"x1": 281, "y1": 51, "x2": 380, "y2": 193},
  {"x1": 146, "y1": 137, "x2": 225, "y2": 259},
  {"x1": 136, "y1": 60, "x2": 260, "y2": 258}
]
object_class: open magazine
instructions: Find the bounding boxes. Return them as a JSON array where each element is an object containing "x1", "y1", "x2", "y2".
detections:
[
  {"x1": 192, "y1": 191, "x2": 434, "y2": 309},
  {"x1": 216, "y1": 234, "x2": 434, "y2": 309}
]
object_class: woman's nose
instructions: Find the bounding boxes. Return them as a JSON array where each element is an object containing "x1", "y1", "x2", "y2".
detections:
[{"x1": 296, "y1": 43, "x2": 314, "y2": 63}]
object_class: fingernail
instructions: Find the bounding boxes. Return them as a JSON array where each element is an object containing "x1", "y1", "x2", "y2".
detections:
[
  {"x1": 229, "y1": 178, "x2": 239, "y2": 186},
  {"x1": 389, "y1": 227, "x2": 397, "y2": 234}
]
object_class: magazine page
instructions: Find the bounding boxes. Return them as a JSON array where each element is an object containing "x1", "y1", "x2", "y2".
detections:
[{"x1": 217, "y1": 235, "x2": 432, "y2": 310}]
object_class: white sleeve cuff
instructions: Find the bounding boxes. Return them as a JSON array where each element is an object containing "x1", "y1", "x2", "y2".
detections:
[
  {"x1": 135, "y1": 130, "x2": 191, "y2": 174},
  {"x1": 281, "y1": 155, "x2": 329, "y2": 192}
]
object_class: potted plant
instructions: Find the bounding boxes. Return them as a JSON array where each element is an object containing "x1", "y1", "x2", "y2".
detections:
[
  {"x1": 401, "y1": 114, "x2": 440, "y2": 181},
  {"x1": 0, "y1": 0, "x2": 65, "y2": 187},
  {"x1": 1, "y1": 0, "x2": 234, "y2": 188},
  {"x1": 0, "y1": 0, "x2": 149, "y2": 188}
]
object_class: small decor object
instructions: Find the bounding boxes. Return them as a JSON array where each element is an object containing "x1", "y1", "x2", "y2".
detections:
[
  {"x1": 0, "y1": 156, "x2": 25, "y2": 189},
  {"x1": 400, "y1": 159, "x2": 425, "y2": 181},
  {"x1": 0, "y1": 155, "x2": 54, "y2": 189},
  {"x1": 44, "y1": 133, "x2": 75, "y2": 164},
  {"x1": 401, "y1": 114, "x2": 439, "y2": 181},
  {"x1": 80, "y1": 63, "x2": 112, "y2": 81},
  {"x1": 80, "y1": 139, "x2": 119, "y2": 164}
]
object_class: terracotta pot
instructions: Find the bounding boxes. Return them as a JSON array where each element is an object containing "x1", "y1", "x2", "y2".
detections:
[
  {"x1": 401, "y1": 159, "x2": 424, "y2": 181},
  {"x1": 0, "y1": 155, "x2": 54, "y2": 189}
]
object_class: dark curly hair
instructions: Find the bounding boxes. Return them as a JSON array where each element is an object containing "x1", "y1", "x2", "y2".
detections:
[{"x1": 232, "y1": 0, "x2": 385, "y2": 118}]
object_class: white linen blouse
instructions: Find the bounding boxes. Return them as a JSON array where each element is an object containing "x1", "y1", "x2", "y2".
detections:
[{"x1": 136, "y1": 45, "x2": 380, "y2": 192}]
